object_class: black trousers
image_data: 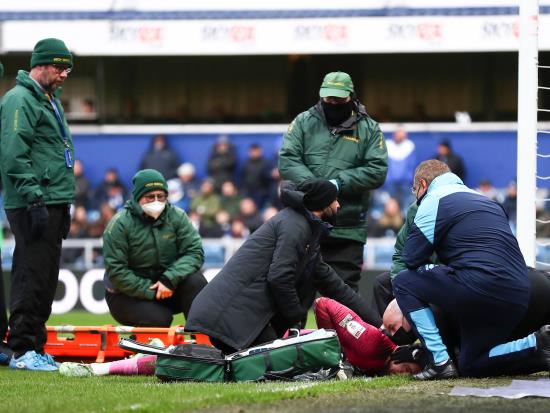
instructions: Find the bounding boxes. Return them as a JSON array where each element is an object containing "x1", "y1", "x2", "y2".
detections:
[
  {"x1": 371, "y1": 271, "x2": 394, "y2": 320},
  {"x1": 6, "y1": 206, "x2": 67, "y2": 357},
  {"x1": 105, "y1": 271, "x2": 208, "y2": 327},
  {"x1": 0, "y1": 265, "x2": 7, "y2": 341},
  {"x1": 320, "y1": 237, "x2": 364, "y2": 292}
]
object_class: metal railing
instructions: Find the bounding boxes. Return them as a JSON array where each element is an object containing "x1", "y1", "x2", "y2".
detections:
[{"x1": 3, "y1": 237, "x2": 550, "y2": 271}]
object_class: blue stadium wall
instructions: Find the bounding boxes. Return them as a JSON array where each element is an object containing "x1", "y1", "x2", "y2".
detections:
[{"x1": 73, "y1": 129, "x2": 547, "y2": 189}]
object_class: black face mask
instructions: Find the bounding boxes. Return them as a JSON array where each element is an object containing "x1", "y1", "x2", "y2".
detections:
[
  {"x1": 390, "y1": 327, "x2": 417, "y2": 345},
  {"x1": 321, "y1": 100, "x2": 354, "y2": 126}
]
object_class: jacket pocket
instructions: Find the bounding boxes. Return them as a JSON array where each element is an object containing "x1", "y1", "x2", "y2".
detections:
[{"x1": 40, "y1": 167, "x2": 51, "y2": 186}]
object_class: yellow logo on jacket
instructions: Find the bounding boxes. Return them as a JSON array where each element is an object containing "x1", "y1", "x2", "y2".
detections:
[{"x1": 343, "y1": 135, "x2": 360, "y2": 143}]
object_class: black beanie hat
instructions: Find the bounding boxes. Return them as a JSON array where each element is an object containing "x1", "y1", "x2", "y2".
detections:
[{"x1": 298, "y1": 179, "x2": 338, "y2": 211}]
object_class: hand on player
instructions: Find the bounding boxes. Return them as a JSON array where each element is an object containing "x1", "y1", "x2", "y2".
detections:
[
  {"x1": 149, "y1": 281, "x2": 173, "y2": 300},
  {"x1": 390, "y1": 344, "x2": 424, "y2": 364}
]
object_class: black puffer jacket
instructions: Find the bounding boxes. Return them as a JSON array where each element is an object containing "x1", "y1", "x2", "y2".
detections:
[{"x1": 186, "y1": 181, "x2": 375, "y2": 350}]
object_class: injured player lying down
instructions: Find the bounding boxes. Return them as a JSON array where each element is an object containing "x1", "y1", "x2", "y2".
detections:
[
  {"x1": 314, "y1": 297, "x2": 422, "y2": 376},
  {"x1": 60, "y1": 300, "x2": 422, "y2": 378}
]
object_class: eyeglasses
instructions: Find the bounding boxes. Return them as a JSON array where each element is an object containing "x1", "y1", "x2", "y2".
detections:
[
  {"x1": 143, "y1": 193, "x2": 167, "y2": 202},
  {"x1": 51, "y1": 65, "x2": 72, "y2": 75}
]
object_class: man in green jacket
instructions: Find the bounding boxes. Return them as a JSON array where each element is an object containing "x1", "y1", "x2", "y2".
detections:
[
  {"x1": 103, "y1": 169, "x2": 207, "y2": 327},
  {"x1": 0, "y1": 39, "x2": 74, "y2": 371},
  {"x1": 279, "y1": 71, "x2": 388, "y2": 292}
]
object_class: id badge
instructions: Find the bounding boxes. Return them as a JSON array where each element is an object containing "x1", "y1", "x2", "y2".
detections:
[{"x1": 64, "y1": 147, "x2": 73, "y2": 168}]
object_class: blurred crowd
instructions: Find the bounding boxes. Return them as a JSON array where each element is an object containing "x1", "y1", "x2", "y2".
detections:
[{"x1": 0, "y1": 129, "x2": 543, "y2": 267}]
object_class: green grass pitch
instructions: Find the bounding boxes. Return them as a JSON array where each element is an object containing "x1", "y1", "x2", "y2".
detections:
[{"x1": 1, "y1": 311, "x2": 549, "y2": 413}]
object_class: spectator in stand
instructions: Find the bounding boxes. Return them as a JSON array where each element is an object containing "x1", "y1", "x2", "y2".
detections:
[
  {"x1": 201, "y1": 210, "x2": 232, "y2": 238},
  {"x1": 207, "y1": 135, "x2": 237, "y2": 192},
  {"x1": 190, "y1": 178, "x2": 222, "y2": 232},
  {"x1": 267, "y1": 166, "x2": 283, "y2": 210},
  {"x1": 70, "y1": 206, "x2": 90, "y2": 238},
  {"x1": 238, "y1": 198, "x2": 263, "y2": 234},
  {"x1": 166, "y1": 163, "x2": 199, "y2": 212},
  {"x1": 262, "y1": 206, "x2": 279, "y2": 223},
  {"x1": 73, "y1": 159, "x2": 92, "y2": 209},
  {"x1": 88, "y1": 203, "x2": 116, "y2": 238},
  {"x1": 230, "y1": 218, "x2": 248, "y2": 239},
  {"x1": 476, "y1": 179, "x2": 504, "y2": 203},
  {"x1": 94, "y1": 168, "x2": 128, "y2": 211},
  {"x1": 187, "y1": 211, "x2": 201, "y2": 233},
  {"x1": 240, "y1": 144, "x2": 272, "y2": 209},
  {"x1": 220, "y1": 181, "x2": 242, "y2": 220},
  {"x1": 139, "y1": 134, "x2": 180, "y2": 180},
  {"x1": 368, "y1": 197, "x2": 404, "y2": 238},
  {"x1": 434, "y1": 139, "x2": 466, "y2": 181},
  {"x1": 502, "y1": 180, "x2": 517, "y2": 230},
  {"x1": 60, "y1": 206, "x2": 90, "y2": 267},
  {"x1": 385, "y1": 126, "x2": 416, "y2": 211}
]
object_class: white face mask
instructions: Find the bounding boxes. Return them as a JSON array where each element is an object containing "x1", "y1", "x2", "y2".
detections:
[{"x1": 141, "y1": 201, "x2": 166, "y2": 220}]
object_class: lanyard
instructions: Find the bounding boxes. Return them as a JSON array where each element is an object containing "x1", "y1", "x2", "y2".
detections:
[
  {"x1": 45, "y1": 93, "x2": 73, "y2": 168},
  {"x1": 45, "y1": 93, "x2": 69, "y2": 147}
]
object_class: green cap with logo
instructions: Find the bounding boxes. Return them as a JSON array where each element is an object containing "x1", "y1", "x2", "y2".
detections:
[
  {"x1": 132, "y1": 169, "x2": 168, "y2": 202},
  {"x1": 30, "y1": 38, "x2": 73, "y2": 69},
  {"x1": 319, "y1": 71, "x2": 354, "y2": 98}
]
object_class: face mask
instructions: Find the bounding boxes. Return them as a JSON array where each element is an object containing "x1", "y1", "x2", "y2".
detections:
[
  {"x1": 390, "y1": 327, "x2": 417, "y2": 345},
  {"x1": 141, "y1": 201, "x2": 166, "y2": 220},
  {"x1": 321, "y1": 100, "x2": 354, "y2": 126}
]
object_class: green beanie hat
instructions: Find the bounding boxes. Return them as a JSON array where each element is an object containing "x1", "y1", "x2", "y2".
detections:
[
  {"x1": 30, "y1": 38, "x2": 73, "y2": 69},
  {"x1": 132, "y1": 169, "x2": 168, "y2": 202},
  {"x1": 0, "y1": 62, "x2": 4, "y2": 78}
]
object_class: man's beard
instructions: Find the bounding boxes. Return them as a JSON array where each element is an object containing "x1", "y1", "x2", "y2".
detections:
[{"x1": 321, "y1": 207, "x2": 338, "y2": 225}]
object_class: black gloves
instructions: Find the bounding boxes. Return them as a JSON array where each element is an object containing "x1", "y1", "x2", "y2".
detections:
[
  {"x1": 390, "y1": 344, "x2": 426, "y2": 364},
  {"x1": 27, "y1": 199, "x2": 49, "y2": 240},
  {"x1": 62, "y1": 206, "x2": 71, "y2": 239}
]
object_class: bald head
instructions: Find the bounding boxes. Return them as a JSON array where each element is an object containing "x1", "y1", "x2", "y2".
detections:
[{"x1": 383, "y1": 299, "x2": 411, "y2": 335}]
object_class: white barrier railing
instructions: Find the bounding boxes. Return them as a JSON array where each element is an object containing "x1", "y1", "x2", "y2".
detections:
[
  {"x1": 1, "y1": 237, "x2": 393, "y2": 271},
  {"x1": 3, "y1": 237, "x2": 550, "y2": 271}
]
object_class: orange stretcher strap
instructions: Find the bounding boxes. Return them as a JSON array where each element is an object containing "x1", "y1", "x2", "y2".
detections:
[{"x1": 45, "y1": 325, "x2": 212, "y2": 363}]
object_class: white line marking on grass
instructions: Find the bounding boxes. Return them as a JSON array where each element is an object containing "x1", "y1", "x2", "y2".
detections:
[{"x1": 258, "y1": 382, "x2": 323, "y2": 393}]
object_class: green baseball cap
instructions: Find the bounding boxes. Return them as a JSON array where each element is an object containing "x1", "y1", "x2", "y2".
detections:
[{"x1": 319, "y1": 71, "x2": 354, "y2": 98}]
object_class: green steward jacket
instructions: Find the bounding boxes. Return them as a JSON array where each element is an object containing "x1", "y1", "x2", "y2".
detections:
[
  {"x1": 278, "y1": 102, "x2": 388, "y2": 243},
  {"x1": 0, "y1": 70, "x2": 75, "y2": 209},
  {"x1": 103, "y1": 200, "x2": 204, "y2": 300},
  {"x1": 390, "y1": 202, "x2": 439, "y2": 280}
]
